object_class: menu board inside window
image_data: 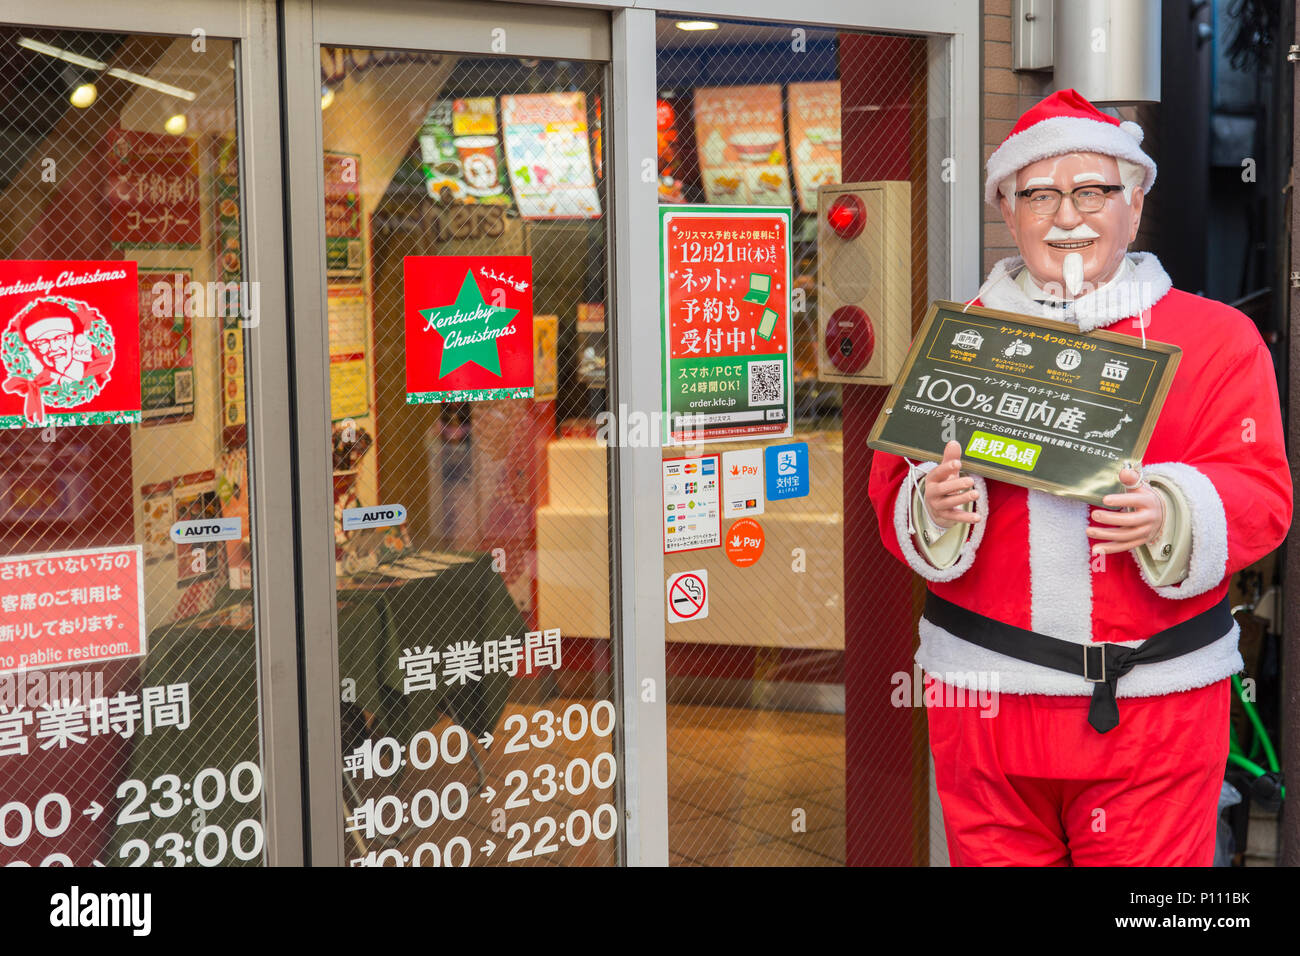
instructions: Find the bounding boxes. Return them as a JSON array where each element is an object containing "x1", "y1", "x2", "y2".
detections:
[
  {"x1": 692, "y1": 85, "x2": 792, "y2": 207},
  {"x1": 212, "y1": 134, "x2": 248, "y2": 432},
  {"x1": 106, "y1": 128, "x2": 202, "y2": 251},
  {"x1": 418, "y1": 98, "x2": 512, "y2": 207},
  {"x1": 787, "y1": 82, "x2": 842, "y2": 214},
  {"x1": 139, "y1": 268, "x2": 195, "y2": 426},
  {"x1": 328, "y1": 284, "x2": 370, "y2": 421},
  {"x1": 501, "y1": 93, "x2": 601, "y2": 219},
  {"x1": 324, "y1": 151, "x2": 364, "y2": 276}
]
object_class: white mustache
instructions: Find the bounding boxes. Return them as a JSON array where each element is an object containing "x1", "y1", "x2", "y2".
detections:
[{"x1": 1044, "y1": 224, "x2": 1100, "y2": 241}]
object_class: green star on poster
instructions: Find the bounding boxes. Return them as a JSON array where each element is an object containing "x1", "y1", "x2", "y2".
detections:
[{"x1": 418, "y1": 269, "x2": 519, "y2": 377}]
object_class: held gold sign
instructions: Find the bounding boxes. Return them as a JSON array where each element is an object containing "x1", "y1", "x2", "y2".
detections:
[{"x1": 868, "y1": 301, "x2": 1181, "y2": 504}]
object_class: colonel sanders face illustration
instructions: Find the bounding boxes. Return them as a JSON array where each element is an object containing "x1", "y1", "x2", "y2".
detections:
[{"x1": 21, "y1": 309, "x2": 93, "y2": 384}]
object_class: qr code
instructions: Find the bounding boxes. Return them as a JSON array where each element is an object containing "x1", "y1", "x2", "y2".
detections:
[
  {"x1": 174, "y1": 370, "x2": 194, "y2": 404},
  {"x1": 748, "y1": 360, "x2": 784, "y2": 406}
]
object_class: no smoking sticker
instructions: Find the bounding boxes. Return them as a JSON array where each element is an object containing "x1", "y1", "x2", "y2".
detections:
[{"x1": 666, "y1": 570, "x2": 708, "y2": 623}]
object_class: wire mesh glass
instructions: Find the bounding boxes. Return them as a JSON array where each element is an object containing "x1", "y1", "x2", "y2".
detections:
[
  {"x1": 655, "y1": 14, "x2": 951, "y2": 866},
  {"x1": 0, "y1": 27, "x2": 266, "y2": 867},
  {"x1": 320, "y1": 48, "x2": 620, "y2": 867}
]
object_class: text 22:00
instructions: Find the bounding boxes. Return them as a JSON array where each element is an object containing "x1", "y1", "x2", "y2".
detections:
[
  {"x1": 508, "y1": 804, "x2": 619, "y2": 861},
  {"x1": 353, "y1": 804, "x2": 619, "y2": 866}
]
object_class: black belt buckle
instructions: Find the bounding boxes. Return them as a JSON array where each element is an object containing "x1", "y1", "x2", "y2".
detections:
[{"x1": 1083, "y1": 644, "x2": 1106, "y2": 683}]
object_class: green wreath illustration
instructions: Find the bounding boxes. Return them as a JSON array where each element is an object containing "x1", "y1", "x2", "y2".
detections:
[{"x1": 1, "y1": 296, "x2": 116, "y2": 410}]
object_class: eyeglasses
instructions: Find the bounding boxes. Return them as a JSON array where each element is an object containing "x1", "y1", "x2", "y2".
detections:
[
  {"x1": 1015, "y1": 184, "x2": 1124, "y2": 216},
  {"x1": 28, "y1": 333, "x2": 73, "y2": 355}
]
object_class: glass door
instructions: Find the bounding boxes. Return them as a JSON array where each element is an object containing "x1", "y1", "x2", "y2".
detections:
[
  {"x1": 652, "y1": 15, "x2": 953, "y2": 866},
  {"x1": 0, "y1": 1, "x2": 301, "y2": 867},
  {"x1": 287, "y1": 0, "x2": 621, "y2": 867}
]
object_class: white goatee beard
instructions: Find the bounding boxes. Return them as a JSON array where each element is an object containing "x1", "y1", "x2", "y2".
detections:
[{"x1": 1063, "y1": 252, "x2": 1085, "y2": 297}]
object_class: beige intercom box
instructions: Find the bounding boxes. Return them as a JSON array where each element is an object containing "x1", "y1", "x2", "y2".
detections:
[{"x1": 816, "y1": 180, "x2": 912, "y2": 385}]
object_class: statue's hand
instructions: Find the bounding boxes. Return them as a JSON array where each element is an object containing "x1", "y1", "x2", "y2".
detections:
[{"x1": 1087, "y1": 466, "x2": 1164, "y2": 556}]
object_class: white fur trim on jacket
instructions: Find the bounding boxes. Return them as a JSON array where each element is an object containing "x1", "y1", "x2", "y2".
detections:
[
  {"x1": 917, "y1": 618, "x2": 1242, "y2": 697},
  {"x1": 892, "y1": 460, "x2": 988, "y2": 582},
  {"x1": 915, "y1": 472, "x2": 1241, "y2": 697},
  {"x1": 984, "y1": 114, "x2": 1157, "y2": 206},
  {"x1": 1134, "y1": 462, "x2": 1230, "y2": 598},
  {"x1": 976, "y1": 252, "x2": 1172, "y2": 332}
]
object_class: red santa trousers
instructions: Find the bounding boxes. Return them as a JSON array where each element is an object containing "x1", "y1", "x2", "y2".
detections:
[{"x1": 925, "y1": 675, "x2": 1229, "y2": 866}]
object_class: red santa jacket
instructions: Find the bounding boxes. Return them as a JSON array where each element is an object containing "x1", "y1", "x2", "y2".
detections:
[{"x1": 868, "y1": 252, "x2": 1292, "y2": 697}]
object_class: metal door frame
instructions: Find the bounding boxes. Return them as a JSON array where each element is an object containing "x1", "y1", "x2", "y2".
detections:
[
  {"x1": 281, "y1": 0, "x2": 621, "y2": 867},
  {"x1": 0, "y1": 0, "x2": 304, "y2": 865}
]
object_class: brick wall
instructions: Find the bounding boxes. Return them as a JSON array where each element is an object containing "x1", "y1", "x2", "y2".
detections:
[{"x1": 982, "y1": 1, "x2": 1161, "y2": 279}]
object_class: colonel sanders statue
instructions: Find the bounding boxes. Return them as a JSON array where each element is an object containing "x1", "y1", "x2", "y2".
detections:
[{"x1": 868, "y1": 90, "x2": 1292, "y2": 866}]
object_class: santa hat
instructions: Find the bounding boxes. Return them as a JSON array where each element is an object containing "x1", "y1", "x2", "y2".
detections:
[
  {"x1": 984, "y1": 88, "x2": 1156, "y2": 206},
  {"x1": 18, "y1": 299, "x2": 80, "y2": 341}
]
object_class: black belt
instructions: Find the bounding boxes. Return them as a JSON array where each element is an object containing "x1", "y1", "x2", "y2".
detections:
[{"x1": 922, "y1": 592, "x2": 1234, "y2": 733}]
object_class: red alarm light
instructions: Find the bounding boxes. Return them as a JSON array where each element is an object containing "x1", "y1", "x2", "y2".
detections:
[{"x1": 826, "y1": 194, "x2": 866, "y2": 239}]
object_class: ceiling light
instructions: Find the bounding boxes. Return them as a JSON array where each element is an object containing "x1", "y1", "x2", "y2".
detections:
[
  {"x1": 21, "y1": 37, "x2": 195, "y2": 101},
  {"x1": 674, "y1": 21, "x2": 719, "y2": 31},
  {"x1": 69, "y1": 82, "x2": 97, "y2": 109},
  {"x1": 106, "y1": 68, "x2": 196, "y2": 101},
  {"x1": 18, "y1": 38, "x2": 106, "y2": 70},
  {"x1": 164, "y1": 113, "x2": 188, "y2": 136},
  {"x1": 320, "y1": 85, "x2": 335, "y2": 110}
]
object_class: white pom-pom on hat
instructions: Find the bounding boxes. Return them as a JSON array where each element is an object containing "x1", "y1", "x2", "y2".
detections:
[{"x1": 1119, "y1": 120, "x2": 1144, "y2": 144}]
